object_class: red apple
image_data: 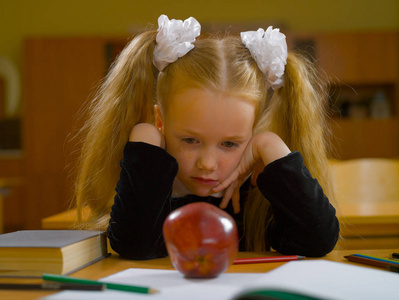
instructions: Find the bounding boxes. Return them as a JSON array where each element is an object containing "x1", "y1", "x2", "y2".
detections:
[{"x1": 163, "y1": 202, "x2": 239, "y2": 278}]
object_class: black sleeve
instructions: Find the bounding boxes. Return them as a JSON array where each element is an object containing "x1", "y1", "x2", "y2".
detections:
[
  {"x1": 107, "y1": 142, "x2": 178, "y2": 260},
  {"x1": 257, "y1": 151, "x2": 339, "y2": 257}
]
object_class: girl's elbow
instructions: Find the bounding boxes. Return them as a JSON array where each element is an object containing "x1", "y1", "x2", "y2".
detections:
[
  {"x1": 273, "y1": 224, "x2": 340, "y2": 257},
  {"x1": 305, "y1": 227, "x2": 340, "y2": 257}
]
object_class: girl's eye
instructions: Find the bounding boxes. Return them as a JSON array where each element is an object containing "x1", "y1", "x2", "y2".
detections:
[
  {"x1": 222, "y1": 141, "x2": 238, "y2": 148},
  {"x1": 182, "y1": 138, "x2": 198, "y2": 144}
]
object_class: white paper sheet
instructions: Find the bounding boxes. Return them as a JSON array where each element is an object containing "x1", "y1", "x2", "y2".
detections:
[{"x1": 42, "y1": 260, "x2": 399, "y2": 300}]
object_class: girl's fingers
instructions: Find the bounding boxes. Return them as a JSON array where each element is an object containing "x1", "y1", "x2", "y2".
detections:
[
  {"x1": 219, "y1": 179, "x2": 242, "y2": 214},
  {"x1": 232, "y1": 185, "x2": 241, "y2": 214},
  {"x1": 251, "y1": 170, "x2": 260, "y2": 186},
  {"x1": 213, "y1": 170, "x2": 239, "y2": 193},
  {"x1": 219, "y1": 180, "x2": 237, "y2": 209}
]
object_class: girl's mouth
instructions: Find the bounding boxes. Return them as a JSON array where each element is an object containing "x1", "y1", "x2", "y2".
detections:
[{"x1": 192, "y1": 177, "x2": 219, "y2": 186}]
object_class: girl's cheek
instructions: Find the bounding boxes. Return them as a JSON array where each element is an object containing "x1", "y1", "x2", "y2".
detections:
[
  {"x1": 229, "y1": 152, "x2": 244, "y2": 168},
  {"x1": 186, "y1": 150, "x2": 196, "y2": 161},
  {"x1": 177, "y1": 146, "x2": 194, "y2": 160}
]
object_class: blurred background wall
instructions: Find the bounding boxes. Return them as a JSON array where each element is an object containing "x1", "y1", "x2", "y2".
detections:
[{"x1": 1, "y1": 0, "x2": 398, "y2": 74}]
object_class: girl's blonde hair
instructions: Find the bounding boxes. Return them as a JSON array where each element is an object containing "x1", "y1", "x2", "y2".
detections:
[{"x1": 74, "y1": 28, "x2": 334, "y2": 252}]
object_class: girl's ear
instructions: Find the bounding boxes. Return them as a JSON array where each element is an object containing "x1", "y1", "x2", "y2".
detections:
[{"x1": 154, "y1": 105, "x2": 164, "y2": 134}]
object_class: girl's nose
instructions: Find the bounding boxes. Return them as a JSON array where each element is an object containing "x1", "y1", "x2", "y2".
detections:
[{"x1": 196, "y1": 149, "x2": 217, "y2": 171}]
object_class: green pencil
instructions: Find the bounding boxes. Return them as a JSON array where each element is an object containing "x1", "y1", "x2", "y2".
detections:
[{"x1": 42, "y1": 273, "x2": 159, "y2": 294}]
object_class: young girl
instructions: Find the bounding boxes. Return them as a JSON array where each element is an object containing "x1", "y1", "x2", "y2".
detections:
[{"x1": 74, "y1": 15, "x2": 339, "y2": 259}]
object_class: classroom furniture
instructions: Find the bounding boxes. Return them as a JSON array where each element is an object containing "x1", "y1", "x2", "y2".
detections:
[
  {"x1": 0, "y1": 248, "x2": 396, "y2": 299},
  {"x1": 0, "y1": 185, "x2": 3, "y2": 233},
  {"x1": 20, "y1": 37, "x2": 123, "y2": 230},
  {"x1": 0, "y1": 156, "x2": 24, "y2": 233},
  {"x1": 41, "y1": 206, "x2": 90, "y2": 230},
  {"x1": 0, "y1": 177, "x2": 23, "y2": 233},
  {"x1": 290, "y1": 31, "x2": 399, "y2": 159},
  {"x1": 330, "y1": 158, "x2": 399, "y2": 249}
]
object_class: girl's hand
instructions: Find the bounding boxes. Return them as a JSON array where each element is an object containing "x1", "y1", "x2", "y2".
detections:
[
  {"x1": 129, "y1": 123, "x2": 165, "y2": 148},
  {"x1": 214, "y1": 132, "x2": 291, "y2": 213}
]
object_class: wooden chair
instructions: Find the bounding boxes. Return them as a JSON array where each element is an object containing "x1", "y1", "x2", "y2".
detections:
[{"x1": 329, "y1": 158, "x2": 399, "y2": 249}]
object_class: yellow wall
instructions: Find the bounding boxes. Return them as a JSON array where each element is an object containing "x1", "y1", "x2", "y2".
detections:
[{"x1": 1, "y1": 0, "x2": 398, "y2": 68}]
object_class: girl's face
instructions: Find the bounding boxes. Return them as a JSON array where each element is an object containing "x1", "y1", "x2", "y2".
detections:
[{"x1": 158, "y1": 88, "x2": 255, "y2": 197}]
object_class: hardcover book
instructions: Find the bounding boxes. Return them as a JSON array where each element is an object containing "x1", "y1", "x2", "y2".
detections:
[{"x1": 0, "y1": 230, "x2": 108, "y2": 277}]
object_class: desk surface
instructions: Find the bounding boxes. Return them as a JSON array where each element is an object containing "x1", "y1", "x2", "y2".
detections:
[{"x1": 1, "y1": 248, "x2": 397, "y2": 299}]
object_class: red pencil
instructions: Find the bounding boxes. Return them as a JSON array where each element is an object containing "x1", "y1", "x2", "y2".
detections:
[{"x1": 233, "y1": 255, "x2": 306, "y2": 265}]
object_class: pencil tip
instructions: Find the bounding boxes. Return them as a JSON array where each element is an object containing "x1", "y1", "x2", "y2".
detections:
[
  {"x1": 298, "y1": 256, "x2": 306, "y2": 260},
  {"x1": 150, "y1": 288, "x2": 160, "y2": 294}
]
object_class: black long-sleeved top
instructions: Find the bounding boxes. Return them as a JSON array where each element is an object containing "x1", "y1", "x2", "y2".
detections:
[{"x1": 107, "y1": 142, "x2": 339, "y2": 259}]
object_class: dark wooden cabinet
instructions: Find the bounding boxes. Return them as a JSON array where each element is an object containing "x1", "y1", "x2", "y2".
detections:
[
  {"x1": 316, "y1": 32, "x2": 398, "y2": 84},
  {"x1": 21, "y1": 37, "x2": 128, "y2": 229},
  {"x1": 292, "y1": 31, "x2": 399, "y2": 159}
]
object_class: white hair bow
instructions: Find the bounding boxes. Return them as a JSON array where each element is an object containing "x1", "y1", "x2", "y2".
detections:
[
  {"x1": 241, "y1": 27, "x2": 287, "y2": 90},
  {"x1": 153, "y1": 14, "x2": 201, "y2": 71}
]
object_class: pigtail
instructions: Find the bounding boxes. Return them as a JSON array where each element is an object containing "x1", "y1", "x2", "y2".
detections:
[
  {"x1": 245, "y1": 52, "x2": 335, "y2": 252},
  {"x1": 74, "y1": 30, "x2": 159, "y2": 229},
  {"x1": 265, "y1": 52, "x2": 334, "y2": 201}
]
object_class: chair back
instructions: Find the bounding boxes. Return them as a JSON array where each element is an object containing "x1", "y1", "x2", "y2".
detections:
[{"x1": 330, "y1": 158, "x2": 399, "y2": 205}]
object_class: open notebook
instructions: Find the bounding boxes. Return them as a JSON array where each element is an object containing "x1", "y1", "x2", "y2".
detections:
[{"x1": 43, "y1": 260, "x2": 399, "y2": 300}]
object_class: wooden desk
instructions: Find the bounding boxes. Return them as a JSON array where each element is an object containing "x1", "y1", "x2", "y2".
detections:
[
  {"x1": 0, "y1": 249, "x2": 397, "y2": 299},
  {"x1": 41, "y1": 207, "x2": 90, "y2": 230},
  {"x1": 338, "y1": 201, "x2": 399, "y2": 249}
]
